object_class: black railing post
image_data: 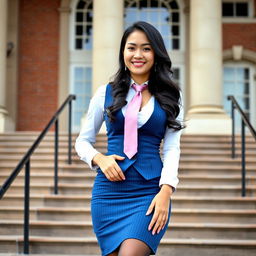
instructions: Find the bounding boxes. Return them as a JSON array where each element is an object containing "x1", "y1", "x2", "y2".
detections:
[
  {"x1": 241, "y1": 120, "x2": 246, "y2": 197},
  {"x1": 24, "y1": 159, "x2": 30, "y2": 254},
  {"x1": 68, "y1": 100, "x2": 72, "y2": 165},
  {"x1": 231, "y1": 101, "x2": 236, "y2": 158},
  {"x1": 54, "y1": 119, "x2": 59, "y2": 195}
]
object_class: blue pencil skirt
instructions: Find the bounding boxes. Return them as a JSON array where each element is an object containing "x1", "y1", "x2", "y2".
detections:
[{"x1": 91, "y1": 166, "x2": 172, "y2": 256}]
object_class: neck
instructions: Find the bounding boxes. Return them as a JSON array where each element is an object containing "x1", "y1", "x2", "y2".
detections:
[{"x1": 131, "y1": 75, "x2": 149, "y2": 85}]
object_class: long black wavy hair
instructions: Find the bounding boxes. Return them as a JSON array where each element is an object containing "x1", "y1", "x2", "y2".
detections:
[{"x1": 107, "y1": 21, "x2": 185, "y2": 131}]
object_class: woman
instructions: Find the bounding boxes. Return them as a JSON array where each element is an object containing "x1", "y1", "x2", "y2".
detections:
[{"x1": 75, "y1": 21, "x2": 185, "y2": 256}]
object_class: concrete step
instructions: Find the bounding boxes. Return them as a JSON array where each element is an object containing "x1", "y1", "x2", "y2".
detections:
[
  {"x1": 1, "y1": 173, "x2": 255, "y2": 186},
  {"x1": 0, "y1": 236, "x2": 255, "y2": 256},
  {"x1": 0, "y1": 220, "x2": 255, "y2": 240},
  {"x1": 0, "y1": 132, "x2": 254, "y2": 141},
  {"x1": 0, "y1": 142, "x2": 255, "y2": 152},
  {"x1": 1, "y1": 162, "x2": 256, "y2": 175},
  {"x1": 1, "y1": 194, "x2": 256, "y2": 209},
  {"x1": 3, "y1": 183, "x2": 256, "y2": 197},
  {"x1": 1, "y1": 148, "x2": 256, "y2": 159},
  {"x1": 1, "y1": 206, "x2": 255, "y2": 223}
]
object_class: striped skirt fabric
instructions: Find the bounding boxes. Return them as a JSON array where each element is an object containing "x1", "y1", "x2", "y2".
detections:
[{"x1": 91, "y1": 166, "x2": 172, "y2": 256}]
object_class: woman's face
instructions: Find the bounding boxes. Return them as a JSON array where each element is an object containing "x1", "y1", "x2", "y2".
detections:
[{"x1": 123, "y1": 30, "x2": 155, "y2": 84}]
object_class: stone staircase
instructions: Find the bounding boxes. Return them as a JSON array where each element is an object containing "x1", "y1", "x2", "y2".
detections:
[{"x1": 0, "y1": 132, "x2": 256, "y2": 256}]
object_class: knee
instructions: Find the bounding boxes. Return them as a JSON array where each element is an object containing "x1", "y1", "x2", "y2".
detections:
[{"x1": 118, "y1": 238, "x2": 151, "y2": 256}]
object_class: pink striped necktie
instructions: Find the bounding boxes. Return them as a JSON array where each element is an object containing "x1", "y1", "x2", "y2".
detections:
[{"x1": 124, "y1": 83, "x2": 148, "y2": 159}]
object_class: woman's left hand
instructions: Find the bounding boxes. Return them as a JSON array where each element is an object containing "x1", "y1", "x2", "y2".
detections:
[{"x1": 146, "y1": 184, "x2": 173, "y2": 235}]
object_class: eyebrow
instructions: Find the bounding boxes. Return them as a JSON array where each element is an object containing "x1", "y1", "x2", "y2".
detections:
[{"x1": 127, "y1": 42, "x2": 151, "y2": 46}]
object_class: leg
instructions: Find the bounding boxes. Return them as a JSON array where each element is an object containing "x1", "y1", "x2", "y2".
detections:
[{"x1": 118, "y1": 238, "x2": 151, "y2": 256}]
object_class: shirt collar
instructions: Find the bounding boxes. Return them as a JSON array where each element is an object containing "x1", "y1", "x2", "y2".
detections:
[{"x1": 130, "y1": 79, "x2": 149, "y2": 87}]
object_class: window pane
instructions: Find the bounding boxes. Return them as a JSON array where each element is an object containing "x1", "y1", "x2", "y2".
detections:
[
  {"x1": 223, "y1": 67, "x2": 235, "y2": 80},
  {"x1": 76, "y1": 12, "x2": 83, "y2": 22},
  {"x1": 170, "y1": 0, "x2": 178, "y2": 10},
  {"x1": 244, "y1": 68, "x2": 249, "y2": 79},
  {"x1": 173, "y1": 68, "x2": 180, "y2": 81},
  {"x1": 75, "y1": 39, "x2": 82, "y2": 49},
  {"x1": 76, "y1": 25, "x2": 83, "y2": 36},
  {"x1": 160, "y1": 24, "x2": 169, "y2": 37},
  {"x1": 84, "y1": 37, "x2": 92, "y2": 50},
  {"x1": 173, "y1": 39, "x2": 179, "y2": 49},
  {"x1": 85, "y1": 67, "x2": 92, "y2": 78},
  {"x1": 244, "y1": 83, "x2": 250, "y2": 94},
  {"x1": 77, "y1": 0, "x2": 85, "y2": 9},
  {"x1": 172, "y1": 12, "x2": 179, "y2": 22},
  {"x1": 124, "y1": 0, "x2": 180, "y2": 50},
  {"x1": 149, "y1": 9, "x2": 158, "y2": 21},
  {"x1": 236, "y1": 68, "x2": 245, "y2": 81},
  {"x1": 74, "y1": 111, "x2": 82, "y2": 127},
  {"x1": 74, "y1": 0, "x2": 93, "y2": 50},
  {"x1": 223, "y1": 66, "x2": 251, "y2": 132},
  {"x1": 150, "y1": 0, "x2": 158, "y2": 8},
  {"x1": 172, "y1": 25, "x2": 179, "y2": 36},
  {"x1": 72, "y1": 66, "x2": 92, "y2": 130},
  {"x1": 244, "y1": 97, "x2": 250, "y2": 110},
  {"x1": 74, "y1": 67, "x2": 84, "y2": 80},
  {"x1": 222, "y1": 3, "x2": 234, "y2": 16},
  {"x1": 236, "y1": 3, "x2": 248, "y2": 17},
  {"x1": 140, "y1": 9, "x2": 147, "y2": 21},
  {"x1": 139, "y1": 0, "x2": 147, "y2": 8}
]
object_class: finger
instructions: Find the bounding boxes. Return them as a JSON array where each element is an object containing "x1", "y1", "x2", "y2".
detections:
[
  {"x1": 162, "y1": 213, "x2": 168, "y2": 230},
  {"x1": 112, "y1": 154, "x2": 125, "y2": 161},
  {"x1": 146, "y1": 200, "x2": 155, "y2": 216},
  {"x1": 105, "y1": 168, "x2": 119, "y2": 182},
  {"x1": 152, "y1": 214, "x2": 165, "y2": 235},
  {"x1": 113, "y1": 164, "x2": 125, "y2": 180},
  {"x1": 111, "y1": 168, "x2": 123, "y2": 181},
  {"x1": 107, "y1": 171, "x2": 115, "y2": 182},
  {"x1": 148, "y1": 211, "x2": 159, "y2": 232},
  {"x1": 103, "y1": 171, "x2": 111, "y2": 181},
  {"x1": 157, "y1": 214, "x2": 167, "y2": 233}
]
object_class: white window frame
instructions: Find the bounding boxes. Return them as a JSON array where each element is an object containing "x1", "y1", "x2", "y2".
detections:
[
  {"x1": 124, "y1": 0, "x2": 186, "y2": 108},
  {"x1": 222, "y1": 0, "x2": 256, "y2": 23},
  {"x1": 69, "y1": 0, "x2": 93, "y2": 131},
  {"x1": 124, "y1": 0, "x2": 186, "y2": 52},
  {"x1": 172, "y1": 64, "x2": 186, "y2": 109},
  {"x1": 223, "y1": 61, "x2": 256, "y2": 129}
]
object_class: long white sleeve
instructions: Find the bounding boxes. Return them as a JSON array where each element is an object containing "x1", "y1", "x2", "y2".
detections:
[
  {"x1": 75, "y1": 83, "x2": 184, "y2": 186},
  {"x1": 159, "y1": 93, "x2": 184, "y2": 190},
  {"x1": 75, "y1": 85, "x2": 106, "y2": 170}
]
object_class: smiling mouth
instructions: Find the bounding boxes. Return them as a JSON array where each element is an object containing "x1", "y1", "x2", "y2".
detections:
[{"x1": 132, "y1": 61, "x2": 145, "y2": 67}]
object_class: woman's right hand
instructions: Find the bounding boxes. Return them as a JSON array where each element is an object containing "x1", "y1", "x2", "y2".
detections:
[{"x1": 92, "y1": 153, "x2": 126, "y2": 182}]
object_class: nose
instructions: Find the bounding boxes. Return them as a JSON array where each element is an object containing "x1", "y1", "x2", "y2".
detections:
[{"x1": 134, "y1": 49, "x2": 143, "y2": 58}]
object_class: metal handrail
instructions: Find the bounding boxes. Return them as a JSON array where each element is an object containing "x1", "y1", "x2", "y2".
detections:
[
  {"x1": 0, "y1": 94, "x2": 76, "y2": 254},
  {"x1": 227, "y1": 95, "x2": 256, "y2": 197}
]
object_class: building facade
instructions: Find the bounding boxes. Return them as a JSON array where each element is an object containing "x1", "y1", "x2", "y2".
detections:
[{"x1": 1, "y1": 0, "x2": 256, "y2": 134}]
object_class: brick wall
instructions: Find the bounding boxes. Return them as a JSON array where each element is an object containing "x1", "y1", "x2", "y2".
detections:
[
  {"x1": 17, "y1": 0, "x2": 60, "y2": 131},
  {"x1": 223, "y1": 0, "x2": 256, "y2": 51},
  {"x1": 223, "y1": 23, "x2": 256, "y2": 51}
]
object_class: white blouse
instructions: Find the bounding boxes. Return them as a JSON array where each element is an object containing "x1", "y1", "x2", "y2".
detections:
[{"x1": 75, "y1": 82, "x2": 184, "y2": 189}]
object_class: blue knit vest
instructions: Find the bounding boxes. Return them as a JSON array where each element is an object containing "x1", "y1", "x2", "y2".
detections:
[{"x1": 104, "y1": 84, "x2": 167, "y2": 180}]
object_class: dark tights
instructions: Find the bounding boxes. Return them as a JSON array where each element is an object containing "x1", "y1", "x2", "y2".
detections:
[{"x1": 107, "y1": 238, "x2": 151, "y2": 256}]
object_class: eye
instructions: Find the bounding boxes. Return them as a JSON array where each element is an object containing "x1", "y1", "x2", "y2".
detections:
[
  {"x1": 143, "y1": 47, "x2": 151, "y2": 51},
  {"x1": 127, "y1": 46, "x2": 135, "y2": 51}
]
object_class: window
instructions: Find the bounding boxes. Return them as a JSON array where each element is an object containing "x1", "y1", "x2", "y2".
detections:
[
  {"x1": 74, "y1": 0, "x2": 93, "y2": 50},
  {"x1": 172, "y1": 67, "x2": 180, "y2": 83},
  {"x1": 70, "y1": 0, "x2": 93, "y2": 131},
  {"x1": 71, "y1": 66, "x2": 92, "y2": 131},
  {"x1": 222, "y1": 1, "x2": 250, "y2": 17},
  {"x1": 223, "y1": 66, "x2": 252, "y2": 130},
  {"x1": 124, "y1": 0, "x2": 181, "y2": 50}
]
